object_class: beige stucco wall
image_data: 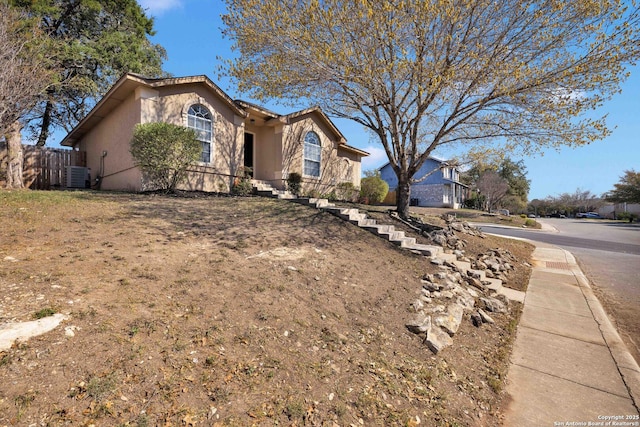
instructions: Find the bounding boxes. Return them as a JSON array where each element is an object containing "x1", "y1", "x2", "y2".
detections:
[
  {"x1": 148, "y1": 84, "x2": 246, "y2": 193},
  {"x1": 73, "y1": 79, "x2": 364, "y2": 195},
  {"x1": 281, "y1": 114, "x2": 363, "y2": 194},
  {"x1": 78, "y1": 91, "x2": 143, "y2": 191},
  {"x1": 78, "y1": 83, "x2": 247, "y2": 193},
  {"x1": 245, "y1": 123, "x2": 281, "y2": 185}
]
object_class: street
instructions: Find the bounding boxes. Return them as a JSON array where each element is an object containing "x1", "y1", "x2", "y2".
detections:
[{"x1": 479, "y1": 218, "x2": 640, "y2": 363}]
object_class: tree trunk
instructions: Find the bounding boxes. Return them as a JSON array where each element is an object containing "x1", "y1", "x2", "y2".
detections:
[
  {"x1": 36, "y1": 100, "x2": 53, "y2": 147},
  {"x1": 4, "y1": 120, "x2": 24, "y2": 189},
  {"x1": 396, "y1": 176, "x2": 412, "y2": 219}
]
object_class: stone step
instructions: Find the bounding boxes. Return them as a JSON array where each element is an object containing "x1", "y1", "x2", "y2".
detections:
[
  {"x1": 323, "y1": 206, "x2": 367, "y2": 223},
  {"x1": 496, "y1": 287, "x2": 525, "y2": 303},
  {"x1": 467, "y1": 268, "x2": 486, "y2": 281},
  {"x1": 453, "y1": 260, "x2": 472, "y2": 272},
  {"x1": 308, "y1": 198, "x2": 332, "y2": 208},
  {"x1": 362, "y1": 223, "x2": 395, "y2": 234},
  {"x1": 438, "y1": 252, "x2": 458, "y2": 263},
  {"x1": 484, "y1": 278, "x2": 503, "y2": 291},
  {"x1": 408, "y1": 243, "x2": 442, "y2": 257},
  {"x1": 256, "y1": 189, "x2": 279, "y2": 198},
  {"x1": 352, "y1": 218, "x2": 377, "y2": 227},
  {"x1": 390, "y1": 236, "x2": 417, "y2": 247},
  {"x1": 277, "y1": 193, "x2": 297, "y2": 200}
]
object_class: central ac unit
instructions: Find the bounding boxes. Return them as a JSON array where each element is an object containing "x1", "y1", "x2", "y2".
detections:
[{"x1": 66, "y1": 166, "x2": 88, "y2": 188}]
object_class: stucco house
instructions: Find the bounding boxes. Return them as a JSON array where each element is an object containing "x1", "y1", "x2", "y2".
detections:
[
  {"x1": 380, "y1": 158, "x2": 468, "y2": 208},
  {"x1": 61, "y1": 73, "x2": 368, "y2": 193}
]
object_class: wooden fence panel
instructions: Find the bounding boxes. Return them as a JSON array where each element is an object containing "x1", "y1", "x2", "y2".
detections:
[{"x1": 22, "y1": 146, "x2": 86, "y2": 190}]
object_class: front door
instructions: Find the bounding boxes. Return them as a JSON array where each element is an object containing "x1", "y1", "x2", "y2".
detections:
[{"x1": 243, "y1": 132, "x2": 254, "y2": 177}]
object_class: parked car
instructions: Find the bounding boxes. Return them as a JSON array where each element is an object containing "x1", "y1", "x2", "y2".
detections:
[
  {"x1": 549, "y1": 213, "x2": 566, "y2": 218},
  {"x1": 576, "y1": 212, "x2": 603, "y2": 219}
]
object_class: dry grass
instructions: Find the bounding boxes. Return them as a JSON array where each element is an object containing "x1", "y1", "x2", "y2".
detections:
[{"x1": 0, "y1": 190, "x2": 533, "y2": 426}]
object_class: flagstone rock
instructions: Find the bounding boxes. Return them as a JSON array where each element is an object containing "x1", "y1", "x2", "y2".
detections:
[
  {"x1": 434, "y1": 304, "x2": 464, "y2": 336},
  {"x1": 406, "y1": 313, "x2": 432, "y2": 334},
  {"x1": 425, "y1": 325, "x2": 453, "y2": 354}
]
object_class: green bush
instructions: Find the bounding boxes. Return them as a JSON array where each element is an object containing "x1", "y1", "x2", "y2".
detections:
[
  {"x1": 335, "y1": 182, "x2": 359, "y2": 202},
  {"x1": 618, "y1": 212, "x2": 638, "y2": 223},
  {"x1": 287, "y1": 172, "x2": 302, "y2": 195},
  {"x1": 360, "y1": 175, "x2": 389, "y2": 204},
  {"x1": 130, "y1": 122, "x2": 201, "y2": 193},
  {"x1": 232, "y1": 166, "x2": 253, "y2": 195},
  {"x1": 524, "y1": 218, "x2": 537, "y2": 227}
]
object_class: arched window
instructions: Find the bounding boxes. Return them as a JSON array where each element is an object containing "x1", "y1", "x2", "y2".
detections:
[
  {"x1": 303, "y1": 131, "x2": 321, "y2": 178},
  {"x1": 187, "y1": 104, "x2": 212, "y2": 163}
]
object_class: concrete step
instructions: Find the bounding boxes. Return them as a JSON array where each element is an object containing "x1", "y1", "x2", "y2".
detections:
[
  {"x1": 390, "y1": 236, "x2": 417, "y2": 247},
  {"x1": 323, "y1": 207, "x2": 367, "y2": 223},
  {"x1": 453, "y1": 260, "x2": 472, "y2": 272},
  {"x1": 277, "y1": 193, "x2": 297, "y2": 200},
  {"x1": 308, "y1": 198, "x2": 332, "y2": 208},
  {"x1": 408, "y1": 243, "x2": 442, "y2": 257},
  {"x1": 495, "y1": 287, "x2": 525, "y2": 303},
  {"x1": 438, "y1": 252, "x2": 458, "y2": 263},
  {"x1": 467, "y1": 268, "x2": 486, "y2": 281},
  {"x1": 362, "y1": 223, "x2": 395, "y2": 234},
  {"x1": 256, "y1": 189, "x2": 279, "y2": 198},
  {"x1": 484, "y1": 278, "x2": 503, "y2": 291},
  {"x1": 352, "y1": 218, "x2": 377, "y2": 227}
]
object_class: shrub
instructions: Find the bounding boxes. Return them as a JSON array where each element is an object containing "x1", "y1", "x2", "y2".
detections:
[
  {"x1": 360, "y1": 175, "x2": 389, "y2": 204},
  {"x1": 524, "y1": 218, "x2": 537, "y2": 227},
  {"x1": 287, "y1": 172, "x2": 302, "y2": 195},
  {"x1": 618, "y1": 212, "x2": 638, "y2": 223},
  {"x1": 232, "y1": 166, "x2": 253, "y2": 195},
  {"x1": 335, "y1": 182, "x2": 359, "y2": 202},
  {"x1": 130, "y1": 122, "x2": 201, "y2": 193}
]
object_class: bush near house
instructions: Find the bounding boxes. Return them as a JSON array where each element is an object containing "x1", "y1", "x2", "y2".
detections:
[
  {"x1": 360, "y1": 175, "x2": 389, "y2": 205},
  {"x1": 130, "y1": 122, "x2": 201, "y2": 193},
  {"x1": 232, "y1": 167, "x2": 253, "y2": 195},
  {"x1": 287, "y1": 172, "x2": 302, "y2": 195},
  {"x1": 335, "y1": 182, "x2": 359, "y2": 202},
  {"x1": 618, "y1": 212, "x2": 638, "y2": 223}
]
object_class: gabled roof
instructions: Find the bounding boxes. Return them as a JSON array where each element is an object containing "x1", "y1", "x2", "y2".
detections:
[
  {"x1": 61, "y1": 73, "x2": 248, "y2": 147},
  {"x1": 280, "y1": 106, "x2": 346, "y2": 144},
  {"x1": 235, "y1": 102, "x2": 368, "y2": 156},
  {"x1": 60, "y1": 73, "x2": 368, "y2": 157},
  {"x1": 234, "y1": 99, "x2": 280, "y2": 120}
]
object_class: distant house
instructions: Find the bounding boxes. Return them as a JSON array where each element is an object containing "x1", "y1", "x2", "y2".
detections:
[
  {"x1": 61, "y1": 73, "x2": 368, "y2": 193},
  {"x1": 599, "y1": 203, "x2": 640, "y2": 219},
  {"x1": 379, "y1": 158, "x2": 468, "y2": 209}
]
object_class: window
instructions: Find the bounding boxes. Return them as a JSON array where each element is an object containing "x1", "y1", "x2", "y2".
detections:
[
  {"x1": 303, "y1": 131, "x2": 321, "y2": 178},
  {"x1": 187, "y1": 104, "x2": 212, "y2": 163}
]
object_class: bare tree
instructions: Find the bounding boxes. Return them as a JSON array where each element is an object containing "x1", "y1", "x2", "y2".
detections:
[
  {"x1": 477, "y1": 171, "x2": 509, "y2": 213},
  {"x1": 221, "y1": 0, "x2": 640, "y2": 218},
  {"x1": 0, "y1": 4, "x2": 53, "y2": 188}
]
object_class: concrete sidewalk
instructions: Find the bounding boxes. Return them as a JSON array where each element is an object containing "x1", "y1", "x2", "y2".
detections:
[{"x1": 504, "y1": 242, "x2": 640, "y2": 425}]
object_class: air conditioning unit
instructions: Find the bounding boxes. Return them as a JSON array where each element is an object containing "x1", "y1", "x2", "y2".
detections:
[{"x1": 66, "y1": 166, "x2": 89, "y2": 188}]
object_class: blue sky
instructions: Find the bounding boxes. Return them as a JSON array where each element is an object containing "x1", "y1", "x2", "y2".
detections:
[{"x1": 65, "y1": 0, "x2": 640, "y2": 201}]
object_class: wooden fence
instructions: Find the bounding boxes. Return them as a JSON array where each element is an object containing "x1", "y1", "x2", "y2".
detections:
[{"x1": 22, "y1": 145, "x2": 86, "y2": 190}]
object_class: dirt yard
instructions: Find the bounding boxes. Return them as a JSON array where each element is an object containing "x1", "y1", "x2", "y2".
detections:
[{"x1": 0, "y1": 191, "x2": 533, "y2": 426}]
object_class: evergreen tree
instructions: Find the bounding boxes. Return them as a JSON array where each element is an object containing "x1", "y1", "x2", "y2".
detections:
[{"x1": 10, "y1": 0, "x2": 166, "y2": 145}]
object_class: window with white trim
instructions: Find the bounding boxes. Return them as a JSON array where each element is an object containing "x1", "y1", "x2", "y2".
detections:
[
  {"x1": 187, "y1": 104, "x2": 212, "y2": 163},
  {"x1": 303, "y1": 131, "x2": 321, "y2": 178}
]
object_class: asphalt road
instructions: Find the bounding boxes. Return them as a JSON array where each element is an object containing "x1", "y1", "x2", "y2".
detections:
[
  {"x1": 478, "y1": 218, "x2": 640, "y2": 362},
  {"x1": 478, "y1": 219, "x2": 640, "y2": 254}
]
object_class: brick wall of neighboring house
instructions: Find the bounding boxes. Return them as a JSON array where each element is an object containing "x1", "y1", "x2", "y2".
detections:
[{"x1": 411, "y1": 184, "x2": 444, "y2": 207}]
